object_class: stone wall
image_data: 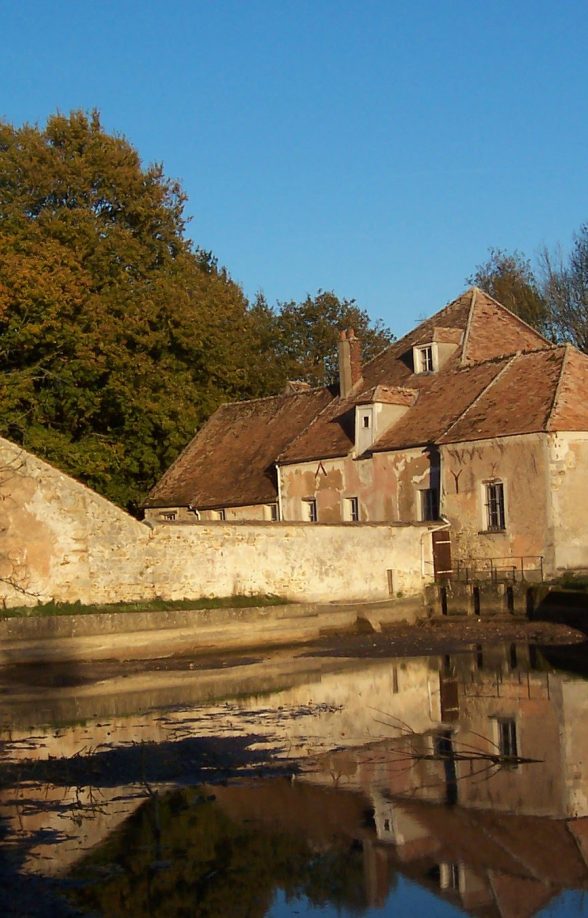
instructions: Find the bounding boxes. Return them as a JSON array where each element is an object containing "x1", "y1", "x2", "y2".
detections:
[
  {"x1": 0, "y1": 437, "x2": 430, "y2": 608},
  {"x1": 549, "y1": 432, "x2": 588, "y2": 573}
]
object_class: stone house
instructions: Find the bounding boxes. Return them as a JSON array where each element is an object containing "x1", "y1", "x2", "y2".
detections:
[{"x1": 144, "y1": 288, "x2": 588, "y2": 579}]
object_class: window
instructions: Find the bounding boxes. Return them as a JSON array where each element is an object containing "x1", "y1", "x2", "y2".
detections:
[
  {"x1": 344, "y1": 496, "x2": 360, "y2": 522},
  {"x1": 485, "y1": 480, "x2": 506, "y2": 531},
  {"x1": 212, "y1": 508, "x2": 226, "y2": 520},
  {"x1": 419, "y1": 487, "x2": 439, "y2": 521},
  {"x1": 303, "y1": 499, "x2": 317, "y2": 522},
  {"x1": 497, "y1": 718, "x2": 518, "y2": 762},
  {"x1": 160, "y1": 511, "x2": 177, "y2": 521},
  {"x1": 417, "y1": 345, "x2": 434, "y2": 373},
  {"x1": 362, "y1": 414, "x2": 370, "y2": 428},
  {"x1": 439, "y1": 862, "x2": 461, "y2": 891},
  {"x1": 269, "y1": 503, "x2": 279, "y2": 521}
]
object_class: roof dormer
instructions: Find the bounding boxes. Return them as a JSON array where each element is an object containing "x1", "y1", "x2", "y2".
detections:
[
  {"x1": 412, "y1": 327, "x2": 463, "y2": 374},
  {"x1": 354, "y1": 386, "x2": 417, "y2": 454}
]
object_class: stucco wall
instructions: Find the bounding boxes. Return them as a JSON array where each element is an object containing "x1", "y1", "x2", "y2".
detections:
[
  {"x1": 548, "y1": 432, "x2": 588, "y2": 573},
  {"x1": 0, "y1": 438, "x2": 429, "y2": 608},
  {"x1": 441, "y1": 434, "x2": 553, "y2": 575},
  {"x1": 280, "y1": 448, "x2": 436, "y2": 524}
]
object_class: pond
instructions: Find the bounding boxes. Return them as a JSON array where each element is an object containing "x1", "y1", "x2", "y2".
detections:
[{"x1": 1, "y1": 637, "x2": 588, "y2": 916}]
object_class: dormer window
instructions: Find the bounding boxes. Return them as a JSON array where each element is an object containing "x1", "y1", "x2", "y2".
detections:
[
  {"x1": 362, "y1": 414, "x2": 370, "y2": 428},
  {"x1": 416, "y1": 344, "x2": 434, "y2": 373}
]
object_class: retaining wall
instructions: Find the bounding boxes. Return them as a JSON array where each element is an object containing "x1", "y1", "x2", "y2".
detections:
[{"x1": 0, "y1": 598, "x2": 426, "y2": 664}]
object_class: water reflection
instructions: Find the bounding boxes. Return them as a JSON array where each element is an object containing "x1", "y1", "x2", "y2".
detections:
[{"x1": 1, "y1": 641, "x2": 588, "y2": 915}]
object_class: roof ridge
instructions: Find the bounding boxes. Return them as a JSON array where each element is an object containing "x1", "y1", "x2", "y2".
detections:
[
  {"x1": 546, "y1": 344, "x2": 572, "y2": 432},
  {"x1": 215, "y1": 384, "x2": 329, "y2": 410},
  {"x1": 459, "y1": 287, "x2": 477, "y2": 367},
  {"x1": 442, "y1": 354, "x2": 517, "y2": 441}
]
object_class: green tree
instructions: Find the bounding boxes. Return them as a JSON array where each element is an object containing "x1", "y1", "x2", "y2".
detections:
[
  {"x1": 260, "y1": 290, "x2": 394, "y2": 388},
  {"x1": 541, "y1": 224, "x2": 588, "y2": 352},
  {"x1": 0, "y1": 111, "x2": 263, "y2": 509},
  {"x1": 467, "y1": 248, "x2": 549, "y2": 334}
]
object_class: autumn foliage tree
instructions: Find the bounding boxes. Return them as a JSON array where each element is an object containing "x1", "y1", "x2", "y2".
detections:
[
  {"x1": 0, "y1": 112, "x2": 271, "y2": 508},
  {"x1": 0, "y1": 111, "x2": 393, "y2": 510}
]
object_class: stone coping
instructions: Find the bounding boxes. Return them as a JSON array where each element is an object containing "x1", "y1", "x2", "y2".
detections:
[{"x1": 0, "y1": 599, "x2": 423, "y2": 665}]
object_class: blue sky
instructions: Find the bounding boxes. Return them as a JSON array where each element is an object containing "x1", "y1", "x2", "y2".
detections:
[{"x1": 1, "y1": 0, "x2": 586, "y2": 335}]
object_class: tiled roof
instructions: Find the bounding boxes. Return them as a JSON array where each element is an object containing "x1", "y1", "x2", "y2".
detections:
[
  {"x1": 280, "y1": 289, "x2": 555, "y2": 463},
  {"x1": 548, "y1": 346, "x2": 588, "y2": 431},
  {"x1": 277, "y1": 393, "x2": 355, "y2": 464},
  {"x1": 372, "y1": 359, "x2": 508, "y2": 451},
  {"x1": 144, "y1": 288, "x2": 587, "y2": 507},
  {"x1": 439, "y1": 347, "x2": 574, "y2": 444},
  {"x1": 461, "y1": 288, "x2": 549, "y2": 364},
  {"x1": 144, "y1": 387, "x2": 333, "y2": 509}
]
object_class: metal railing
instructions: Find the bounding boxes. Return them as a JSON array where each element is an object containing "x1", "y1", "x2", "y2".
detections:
[{"x1": 452, "y1": 555, "x2": 544, "y2": 584}]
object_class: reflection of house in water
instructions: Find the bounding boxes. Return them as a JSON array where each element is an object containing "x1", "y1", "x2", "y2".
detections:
[
  {"x1": 302, "y1": 644, "x2": 588, "y2": 914},
  {"x1": 2, "y1": 646, "x2": 588, "y2": 915}
]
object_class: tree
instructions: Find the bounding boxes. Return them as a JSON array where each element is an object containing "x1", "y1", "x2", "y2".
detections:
[
  {"x1": 541, "y1": 224, "x2": 588, "y2": 352},
  {"x1": 467, "y1": 248, "x2": 549, "y2": 335},
  {"x1": 0, "y1": 111, "x2": 395, "y2": 509},
  {"x1": 256, "y1": 291, "x2": 394, "y2": 388},
  {"x1": 0, "y1": 111, "x2": 264, "y2": 510}
]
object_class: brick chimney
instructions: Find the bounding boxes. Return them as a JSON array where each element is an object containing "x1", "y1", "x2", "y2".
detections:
[{"x1": 338, "y1": 328, "x2": 362, "y2": 398}]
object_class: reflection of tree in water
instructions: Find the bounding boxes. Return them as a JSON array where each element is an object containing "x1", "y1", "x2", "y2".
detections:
[{"x1": 68, "y1": 788, "x2": 377, "y2": 917}]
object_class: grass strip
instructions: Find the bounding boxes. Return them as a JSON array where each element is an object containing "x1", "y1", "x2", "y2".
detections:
[{"x1": 0, "y1": 594, "x2": 289, "y2": 619}]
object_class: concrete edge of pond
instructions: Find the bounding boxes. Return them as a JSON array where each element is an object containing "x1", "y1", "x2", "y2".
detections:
[{"x1": 0, "y1": 597, "x2": 425, "y2": 664}]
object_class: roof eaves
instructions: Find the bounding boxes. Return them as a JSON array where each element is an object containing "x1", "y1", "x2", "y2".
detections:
[
  {"x1": 370, "y1": 438, "x2": 431, "y2": 454},
  {"x1": 277, "y1": 448, "x2": 351, "y2": 467}
]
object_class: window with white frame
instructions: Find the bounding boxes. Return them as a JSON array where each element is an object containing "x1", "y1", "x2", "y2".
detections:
[
  {"x1": 344, "y1": 496, "x2": 360, "y2": 522},
  {"x1": 212, "y1": 508, "x2": 226, "y2": 521},
  {"x1": 415, "y1": 344, "x2": 434, "y2": 373},
  {"x1": 160, "y1": 511, "x2": 177, "y2": 521},
  {"x1": 303, "y1": 498, "x2": 318, "y2": 522},
  {"x1": 419, "y1": 487, "x2": 439, "y2": 521},
  {"x1": 484, "y1": 480, "x2": 506, "y2": 531}
]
